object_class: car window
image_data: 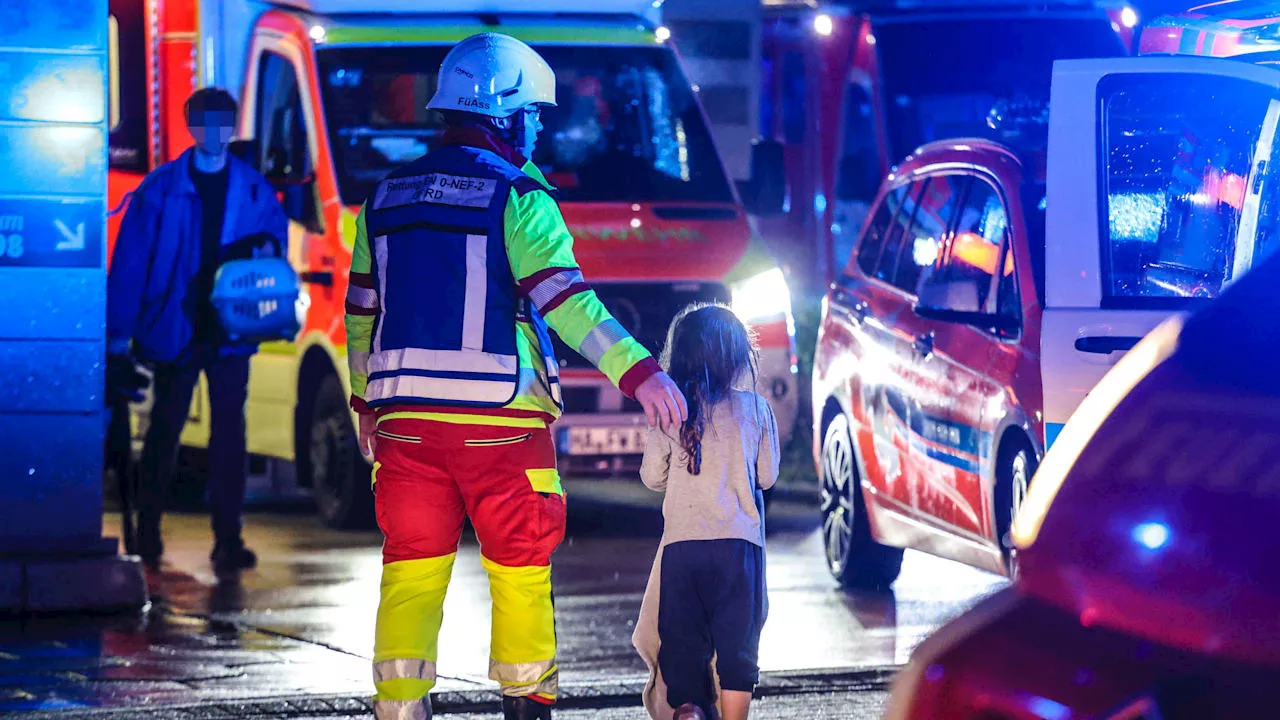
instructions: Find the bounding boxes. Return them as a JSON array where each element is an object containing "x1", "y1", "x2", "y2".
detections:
[
  {"x1": 855, "y1": 183, "x2": 906, "y2": 277},
  {"x1": 257, "y1": 51, "x2": 311, "y2": 182},
  {"x1": 873, "y1": 180, "x2": 928, "y2": 286},
  {"x1": 1100, "y1": 74, "x2": 1274, "y2": 307},
  {"x1": 895, "y1": 174, "x2": 965, "y2": 293},
  {"x1": 916, "y1": 179, "x2": 1009, "y2": 315}
]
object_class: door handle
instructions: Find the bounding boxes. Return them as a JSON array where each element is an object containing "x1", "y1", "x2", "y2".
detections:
[
  {"x1": 913, "y1": 332, "x2": 934, "y2": 357},
  {"x1": 1074, "y1": 335, "x2": 1140, "y2": 354}
]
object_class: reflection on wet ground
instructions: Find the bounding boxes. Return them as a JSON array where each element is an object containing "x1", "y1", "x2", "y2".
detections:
[{"x1": 1, "y1": 486, "x2": 1004, "y2": 713}]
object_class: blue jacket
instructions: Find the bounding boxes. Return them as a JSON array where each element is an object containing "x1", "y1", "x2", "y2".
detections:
[{"x1": 108, "y1": 149, "x2": 288, "y2": 364}]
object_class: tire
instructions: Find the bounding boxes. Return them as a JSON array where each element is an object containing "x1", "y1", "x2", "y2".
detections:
[
  {"x1": 820, "y1": 413, "x2": 903, "y2": 591},
  {"x1": 994, "y1": 438, "x2": 1037, "y2": 579},
  {"x1": 308, "y1": 375, "x2": 374, "y2": 529}
]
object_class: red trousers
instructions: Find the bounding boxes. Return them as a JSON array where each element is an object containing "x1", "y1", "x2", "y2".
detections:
[
  {"x1": 371, "y1": 417, "x2": 566, "y2": 709},
  {"x1": 373, "y1": 417, "x2": 566, "y2": 568}
]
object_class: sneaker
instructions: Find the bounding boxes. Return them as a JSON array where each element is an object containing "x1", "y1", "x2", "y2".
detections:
[
  {"x1": 211, "y1": 540, "x2": 258, "y2": 573},
  {"x1": 674, "y1": 704, "x2": 706, "y2": 720},
  {"x1": 502, "y1": 696, "x2": 552, "y2": 720}
]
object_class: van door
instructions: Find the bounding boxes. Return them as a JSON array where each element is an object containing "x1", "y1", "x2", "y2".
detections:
[
  {"x1": 236, "y1": 32, "x2": 333, "y2": 459},
  {"x1": 1042, "y1": 57, "x2": 1280, "y2": 446}
]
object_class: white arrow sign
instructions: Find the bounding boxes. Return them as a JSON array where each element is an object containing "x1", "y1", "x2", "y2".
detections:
[{"x1": 55, "y1": 220, "x2": 84, "y2": 251}]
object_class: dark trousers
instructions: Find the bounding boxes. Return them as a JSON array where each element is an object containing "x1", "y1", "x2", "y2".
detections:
[
  {"x1": 658, "y1": 539, "x2": 767, "y2": 713},
  {"x1": 137, "y1": 353, "x2": 251, "y2": 547}
]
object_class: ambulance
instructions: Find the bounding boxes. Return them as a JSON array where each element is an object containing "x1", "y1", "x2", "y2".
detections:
[{"x1": 107, "y1": 0, "x2": 797, "y2": 528}]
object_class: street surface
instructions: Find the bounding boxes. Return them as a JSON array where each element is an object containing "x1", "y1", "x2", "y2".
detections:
[{"x1": 3, "y1": 482, "x2": 1005, "y2": 717}]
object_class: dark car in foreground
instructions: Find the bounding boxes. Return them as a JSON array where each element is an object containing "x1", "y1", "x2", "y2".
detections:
[{"x1": 885, "y1": 236, "x2": 1280, "y2": 719}]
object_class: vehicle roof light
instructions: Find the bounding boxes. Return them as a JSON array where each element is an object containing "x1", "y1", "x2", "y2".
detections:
[
  {"x1": 309, "y1": 24, "x2": 327, "y2": 43},
  {"x1": 655, "y1": 25, "x2": 671, "y2": 42},
  {"x1": 1121, "y1": 6, "x2": 1139, "y2": 29}
]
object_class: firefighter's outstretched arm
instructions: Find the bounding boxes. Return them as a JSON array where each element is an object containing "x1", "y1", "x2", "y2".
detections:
[
  {"x1": 505, "y1": 186, "x2": 687, "y2": 428},
  {"x1": 343, "y1": 203, "x2": 380, "y2": 453}
]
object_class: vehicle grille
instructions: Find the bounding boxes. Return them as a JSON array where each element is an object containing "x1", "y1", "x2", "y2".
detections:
[{"x1": 550, "y1": 282, "x2": 731, "y2": 369}]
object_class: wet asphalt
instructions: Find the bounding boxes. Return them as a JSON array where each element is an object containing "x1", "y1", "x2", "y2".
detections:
[{"x1": 2, "y1": 479, "x2": 1006, "y2": 718}]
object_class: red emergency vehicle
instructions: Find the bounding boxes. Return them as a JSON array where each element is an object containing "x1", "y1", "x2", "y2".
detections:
[
  {"x1": 1139, "y1": 0, "x2": 1280, "y2": 57},
  {"x1": 750, "y1": 1, "x2": 1133, "y2": 292}
]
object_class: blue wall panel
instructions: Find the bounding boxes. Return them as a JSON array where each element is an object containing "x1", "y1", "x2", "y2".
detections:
[
  {"x1": 0, "y1": 414, "x2": 103, "y2": 541},
  {"x1": 0, "y1": 0, "x2": 108, "y2": 552},
  {"x1": 0, "y1": 269, "x2": 103, "y2": 341}
]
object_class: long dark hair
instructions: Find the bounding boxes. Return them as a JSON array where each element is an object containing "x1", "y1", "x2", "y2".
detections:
[{"x1": 660, "y1": 304, "x2": 759, "y2": 475}]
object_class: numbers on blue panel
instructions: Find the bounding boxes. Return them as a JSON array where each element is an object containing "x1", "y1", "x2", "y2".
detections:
[{"x1": 1, "y1": 234, "x2": 25, "y2": 259}]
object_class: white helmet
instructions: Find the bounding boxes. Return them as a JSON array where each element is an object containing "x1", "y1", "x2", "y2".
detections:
[{"x1": 428, "y1": 33, "x2": 557, "y2": 119}]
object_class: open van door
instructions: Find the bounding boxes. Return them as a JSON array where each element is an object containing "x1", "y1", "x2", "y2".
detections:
[{"x1": 1042, "y1": 56, "x2": 1280, "y2": 447}]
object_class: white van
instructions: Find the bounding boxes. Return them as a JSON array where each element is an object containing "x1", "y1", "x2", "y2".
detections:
[{"x1": 1041, "y1": 55, "x2": 1280, "y2": 447}]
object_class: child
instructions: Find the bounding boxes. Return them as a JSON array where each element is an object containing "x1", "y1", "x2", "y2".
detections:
[{"x1": 634, "y1": 304, "x2": 780, "y2": 720}]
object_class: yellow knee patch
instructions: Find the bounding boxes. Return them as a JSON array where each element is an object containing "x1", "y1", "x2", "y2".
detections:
[
  {"x1": 375, "y1": 555, "x2": 456, "y2": 666},
  {"x1": 482, "y1": 556, "x2": 556, "y2": 665}
]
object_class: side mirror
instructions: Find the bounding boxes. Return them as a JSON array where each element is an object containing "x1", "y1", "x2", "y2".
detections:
[
  {"x1": 741, "y1": 138, "x2": 786, "y2": 216},
  {"x1": 914, "y1": 304, "x2": 1020, "y2": 334}
]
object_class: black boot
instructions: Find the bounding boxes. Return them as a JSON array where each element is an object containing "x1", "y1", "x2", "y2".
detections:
[
  {"x1": 502, "y1": 696, "x2": 552, "y2": 720},
  {"x1": 211, "y1": 538, "x2": 258, "y2": 573}
]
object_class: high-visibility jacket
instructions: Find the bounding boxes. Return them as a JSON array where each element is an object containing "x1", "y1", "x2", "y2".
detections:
[{"x1": 345, "y1": 128, "x2": 660, "y2": 423}]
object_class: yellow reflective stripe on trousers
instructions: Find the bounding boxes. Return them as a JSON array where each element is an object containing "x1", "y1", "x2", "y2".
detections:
[
  {"x1": 377, "y1": 411, "x2": 547, "y2": 429},
  {"x1": 490, "y1": 658, "x2": 558, "y2": 698},
  {"x1": 373, "y1": 696, "x2": 432, "y2": 720}
]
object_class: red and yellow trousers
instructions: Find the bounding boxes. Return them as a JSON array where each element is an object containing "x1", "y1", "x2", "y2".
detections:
[{"x1": 370, "y1": 416, "x2": 565, "y2": 720}]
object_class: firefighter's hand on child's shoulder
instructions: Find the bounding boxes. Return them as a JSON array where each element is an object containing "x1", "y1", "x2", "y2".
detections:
[{"x1": 635, "y1": 372, "x2": 688, "y2": 430}]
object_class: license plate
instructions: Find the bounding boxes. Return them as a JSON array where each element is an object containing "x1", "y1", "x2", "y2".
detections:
[{"x1": 563, "y1": 427, "x2": 648, "y2": 456}]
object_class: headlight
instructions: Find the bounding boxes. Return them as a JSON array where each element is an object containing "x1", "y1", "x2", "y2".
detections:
[{"x1": 731, "y1": 268, "x2": 792, "y2": 323}]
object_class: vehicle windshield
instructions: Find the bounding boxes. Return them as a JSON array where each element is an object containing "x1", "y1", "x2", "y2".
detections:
[
  {"x1": 318, "y1": 45, "x2": 733, "y2": 206},
  {"x1": 875, "y1": 16, "x2": 1127, "y2": 162}
]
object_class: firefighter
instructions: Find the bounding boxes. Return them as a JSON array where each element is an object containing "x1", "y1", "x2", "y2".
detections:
[{"x1": 344, "y1": 34, "x2": 687, "y2": 720}]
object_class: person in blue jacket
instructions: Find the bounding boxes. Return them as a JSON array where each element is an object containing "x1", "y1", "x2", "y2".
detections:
[{"x1": 107, "y1": 88, "x2": 287, "y2": 573}]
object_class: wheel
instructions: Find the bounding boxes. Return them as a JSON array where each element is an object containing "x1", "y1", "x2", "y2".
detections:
[
  {"x1": 308, "y1": 375, "x2": 374, "y2": 529},
  {"x1": 994, "y1": 439, "x2": 1037, "y2": 578},
  {"x1": 820, "y1": 413, "x2": 903, "y2": 591}
]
